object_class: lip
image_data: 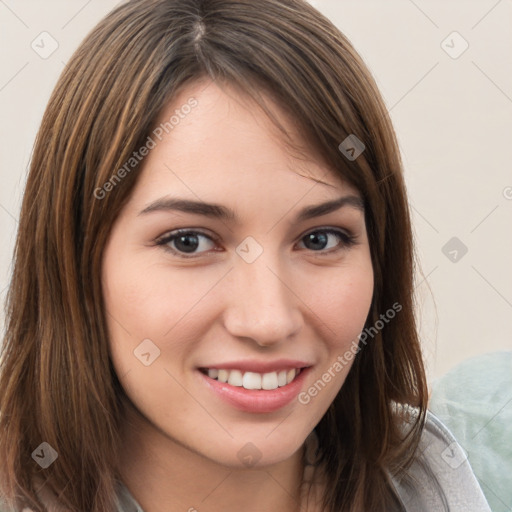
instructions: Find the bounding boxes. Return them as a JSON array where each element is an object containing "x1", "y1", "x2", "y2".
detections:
[
  {"x1": 198, "y1": 359, "x2": 311, "y2": 373},
  {"x1": 197, "y1": 365, "x2": 312, "y2": 414}
]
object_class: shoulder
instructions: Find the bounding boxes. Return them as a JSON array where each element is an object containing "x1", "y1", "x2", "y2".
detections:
[{"x1": 389, "y1": 410, "x2": 492, "y2": 512}]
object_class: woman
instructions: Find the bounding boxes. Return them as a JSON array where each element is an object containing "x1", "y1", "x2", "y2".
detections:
[{"x1": 0, "y1": 0, "x2": 491, "y2": 511}]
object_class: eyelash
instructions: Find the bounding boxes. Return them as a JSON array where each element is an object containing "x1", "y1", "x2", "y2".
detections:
[{"x1": 155, "y1": 228, "x2": 357, "y2": 259}]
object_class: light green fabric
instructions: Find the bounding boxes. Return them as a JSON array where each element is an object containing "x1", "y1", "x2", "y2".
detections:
[{"x1": 429, "y1": 351, "x2": 512, "y2": 512}]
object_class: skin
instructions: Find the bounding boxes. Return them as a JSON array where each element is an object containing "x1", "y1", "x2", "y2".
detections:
[{"x1": 102, "y1": 78, "x2": 374, "y2": 512}]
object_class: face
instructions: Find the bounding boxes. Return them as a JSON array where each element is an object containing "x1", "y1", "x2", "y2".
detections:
[{"x1": 102, "y1": 79, "x2": 374, "y2": 468}]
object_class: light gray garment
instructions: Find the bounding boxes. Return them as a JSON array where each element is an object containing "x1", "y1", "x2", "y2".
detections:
[
  {"x1": 388, "y1": 411, "x2": 491, "y2": 511},
  {"x1": 114, "y1": 411, "x2": 492, "y2": 512}
]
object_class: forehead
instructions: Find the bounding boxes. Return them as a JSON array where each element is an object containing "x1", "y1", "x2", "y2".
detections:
[{"x1": 131, "y1": 78, "x2": 359, "y2": 205}]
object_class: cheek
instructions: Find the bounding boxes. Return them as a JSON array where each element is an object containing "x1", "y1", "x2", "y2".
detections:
[
  {"x1": 101, "y1": 244, "x2": 225, "y2": 382},
  {"x1": 295, "y1": 262, "x2": 373, "y2": 411},
  {"x1": 102, "y1": 249, "x2": 211, "y2": 338},
  {"x1": 305, "y1": 261, "x2": 374, "y2": 348}
]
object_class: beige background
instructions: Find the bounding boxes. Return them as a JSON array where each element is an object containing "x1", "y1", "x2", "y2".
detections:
[{"x1": 0, "y1": 0, "x2": 511, "y2": 381}]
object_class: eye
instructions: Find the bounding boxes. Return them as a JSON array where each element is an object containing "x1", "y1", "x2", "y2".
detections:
[
  {"x1": 156, "y1": 229, "x2": 217, "y2": 256},
  {"x1": 297, "y1": 228, "x2": 356, "y2": 252},
  {"x1": 155, "y1": 227, "x2": 357, "y2": 258}
]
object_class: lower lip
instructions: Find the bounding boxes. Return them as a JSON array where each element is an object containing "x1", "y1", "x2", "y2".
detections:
[{"x1": 198, "y1": 368, "x2": 311, "y2": 413}]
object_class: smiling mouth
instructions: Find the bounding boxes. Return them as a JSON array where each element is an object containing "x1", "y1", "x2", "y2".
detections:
[{"x1": 199, "y1": 367, "x2": 304, "y2": 390}]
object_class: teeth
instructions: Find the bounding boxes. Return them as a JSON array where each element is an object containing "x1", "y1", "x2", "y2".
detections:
[
  {"x1": 218, "y1": 369, "x2": 229, "y2": 383},
  {"x1": 228, "y1": 369, "x2": 243, "y2": 387},
  {"x1": 243, "y1": 372, "x2": 261, "y2": 390},
  {"x1": 205, "y1": 368, "x2": 300, "y2": 390},
  {"x1": 262, "y1": 372, "x2": 278, "y2": 390}
]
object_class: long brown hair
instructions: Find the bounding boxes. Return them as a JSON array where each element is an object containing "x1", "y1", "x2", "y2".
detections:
[{"x1": 0, "y1": 0, "x2": 428, "y2": 510}]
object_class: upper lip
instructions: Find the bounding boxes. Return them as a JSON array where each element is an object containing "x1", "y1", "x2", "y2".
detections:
[{"x1": 199, "y1": 359, "x2": 312, "y2": 373}]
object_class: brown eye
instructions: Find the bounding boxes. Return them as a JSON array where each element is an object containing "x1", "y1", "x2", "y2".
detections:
[
  {"x1": 173, "y1": 233, "x2": 201, "y2": 253},
  {"x1": 298, "y1": 229, "x2": 355, "y2": 252},
  {"x1": 157, "y1": 230, "x2": 217, "y2": 257}
]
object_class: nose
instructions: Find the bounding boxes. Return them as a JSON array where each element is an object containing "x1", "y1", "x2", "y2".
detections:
[{"x1": 222, "y1": 256, "x2": 303, "y2": 347}]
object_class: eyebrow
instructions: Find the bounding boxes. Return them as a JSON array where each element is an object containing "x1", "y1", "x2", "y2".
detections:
[{"x1": 138, "y1": 195, "x2": 364, "y2": 222}]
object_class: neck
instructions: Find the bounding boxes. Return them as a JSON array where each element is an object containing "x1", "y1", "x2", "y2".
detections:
[{"x1": 117, "y1": 400, "x2": 307, "y2": 512}]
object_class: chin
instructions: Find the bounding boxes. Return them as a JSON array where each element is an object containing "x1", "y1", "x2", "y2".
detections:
[{"x1": 197, "y1": 425, "x2": 310, "y2": 470}]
